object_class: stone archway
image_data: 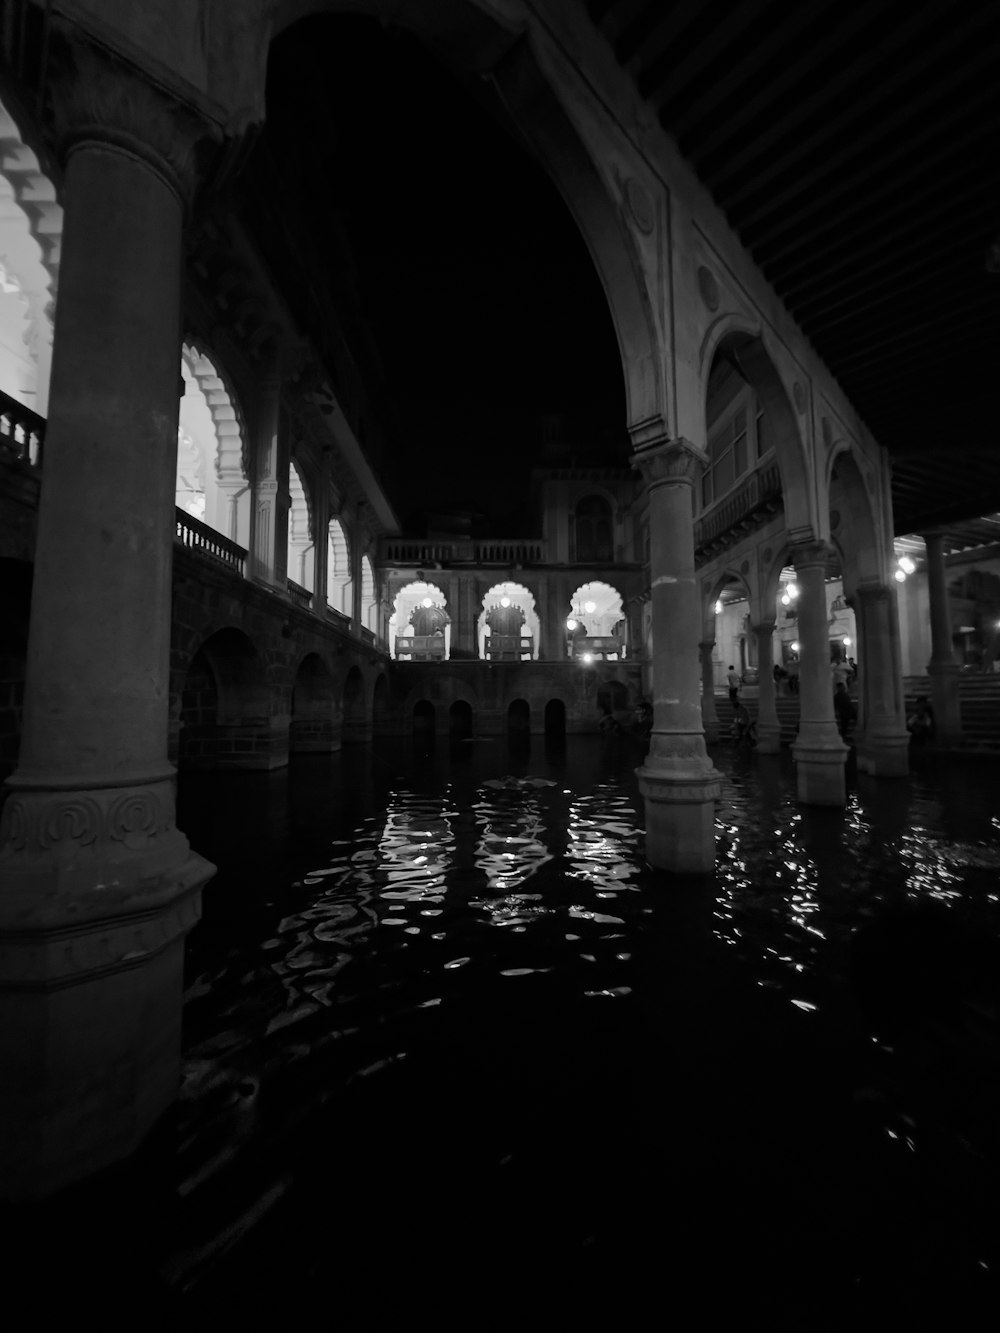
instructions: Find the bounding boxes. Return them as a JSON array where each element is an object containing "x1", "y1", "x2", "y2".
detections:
[
  {"x1": 699, "y1": 323, "x2": 812, "y2": 540},
  {"x1": 0, "y1": 96, "x2": 60, "y2": 419},
  {"x1": 177, "y1": 627, "x2": 273, "y2": 770},
  {"x1": 266, "y1": 2, "x2": 664, "y2": 432},
  {"x1": 290, "y1": 651, "x2": 338, "y2": 752},
  {"x1": 178, "y1": 343, "x2": 251, "y2": 547},
  {"x1": 480, "y1": 582, "x2": 539, "y2": 661},
  {"x1": 287, "y1": 460, "x2": 314, "y2": 591}
]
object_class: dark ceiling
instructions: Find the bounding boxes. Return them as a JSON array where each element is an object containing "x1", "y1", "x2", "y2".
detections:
[
  {"x1": 586, "y1": 0, "x2": 1000, "y2": 534},
  {"x1": 251, "y1": 4, "x2": 999, "y2": 538}
]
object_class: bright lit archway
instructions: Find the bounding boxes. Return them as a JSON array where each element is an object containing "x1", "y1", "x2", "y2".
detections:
[
  {"x1": 390, "y1": 580, "x2": 449, "y2": 660},
  {"x1": 360, "y1": 554, "x2": 377, "y2": 632},
  {"x1": 566, "y1": 581, "x2": 624, "y2": 659},
  {"x1": 176, "y1": 344, "x2": 250, "y2": 546},
  {"x1": 287, "y1": 460, "x2": 314, "y2": 591},
  {"x1": 328, "y1": 516, "x2": 352, "y2": 615},
  {"x1": 480, "y1": 582, "x2": 539, "y2": 661},
  {"x1": 0, "y1": 98, "x2": 60, "y2": 420}
]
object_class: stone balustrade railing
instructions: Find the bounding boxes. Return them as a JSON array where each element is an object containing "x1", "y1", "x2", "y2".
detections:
[
  {"x1": 694, "y1": 459, "x2": 783, "y2": 561},
  {"x1": 287, "y1": 578, "x2": 312, "y2": 608},
  {"x1": 379, "y1": 537, "x2": 547, "y2": 567},
  {"x1": 0, "y1": 388, "x2": 45, "y2": 469},
  {"x1": 174, "y1": 508, "x2": 247, "y2": 575}
]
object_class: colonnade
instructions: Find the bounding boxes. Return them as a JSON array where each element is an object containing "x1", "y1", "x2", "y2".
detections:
[{"x1": 0, "y1": 27, "x2": 938, "y2": 1201}]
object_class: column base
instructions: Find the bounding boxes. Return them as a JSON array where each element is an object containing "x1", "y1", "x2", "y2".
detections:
[
  {"x1": 756, "y1": 723, "x2": 782, "y2": 754},
  {"x1": 0, "y1": 849, "x2": 210, "y2": 1199},
  {"x1": 637, "y1": 763, "x2": 722, "y2": 875},
  {"x1": 927, "y1": 660, "x2": 963, "y2": 746},
  {"x1": 792, "y1": 734, "x2": 848, "y2": 806},
  {"x1": 856, "y1": 727, "x2": 910, "y2": 777}
]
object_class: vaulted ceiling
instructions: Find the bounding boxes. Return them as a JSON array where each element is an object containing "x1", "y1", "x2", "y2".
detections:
[{"x1": 585, "y1": 0, "x2": 1000, "y2": 536}]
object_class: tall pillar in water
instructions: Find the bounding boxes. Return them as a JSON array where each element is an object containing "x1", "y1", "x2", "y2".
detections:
[
  {"x1": 699, "y1": 640, "x2": 719, "y2": 742},
  {"x1": 0, "y1": 45, "x2": 215, "y2": 1197},
  {"x1": 632, "y1": 435, "x2": 721, "y2": 874},
  {"x1": 853, "y1": 581, "x2": 910, "y2": 775},
  {"x1": 250, "y1": 347, "x2": 289, "y2": 589},
  {"x1": 753, "y1": 620, "x2": 781, "y2": 753},
  {"x1": 790, "y1": 540, "x2": 847, "y2": 805},
  {"x1": 923, "y1": 530, "x2": 962, "y2": 745}
]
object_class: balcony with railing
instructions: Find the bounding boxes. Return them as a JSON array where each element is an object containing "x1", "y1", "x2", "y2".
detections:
[
  {"x1": 570, "y1": 636, "x2": 624, "y2": 662},
  {"x1": 379, "y1": 536, "x2": 547, "y2": 567},
  {"x1": 395, "y1": 634, "x2": 446, "y2": 661},
  {"x1": 485, "y1": 634, "x2": 533, "y2": 662},
  {"x1": 694, "y1": 460, "x2": 783, "y2": 562},
  {"x1": 0, "y1": 389, "x2": 44, "y2": 469},
  {"x1": 174, "y1": 509, "x2": 247, "y2": 575}
]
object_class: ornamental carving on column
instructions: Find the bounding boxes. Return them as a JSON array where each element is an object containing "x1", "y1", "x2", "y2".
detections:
[
  {"x1": 632, "y1": 436, "x2": 707, "y2": 488},
  {"x1": 47, "y1": 28, "x2": 218, "y2": 203},
  {"x1": 0, "y1": 783, "x2": 176, "y2": 859},
  {"x1": 790, "y1": 538, "x2": 836, "y2": 572}
]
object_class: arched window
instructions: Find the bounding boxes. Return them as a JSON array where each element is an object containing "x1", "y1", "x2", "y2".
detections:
[
  {"x1": 574, "y1": 495, "x2": 613, "y2": 564},
  {"x1": 328, "y1": 517, "x2": 352, "y2": 615}
]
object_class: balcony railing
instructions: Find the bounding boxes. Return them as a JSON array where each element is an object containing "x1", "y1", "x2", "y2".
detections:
[
  {"x1": 395, "y1": 634, "x2": 446, "y2": 661},
  {"x1": 380, "y1": 537, "x2": 546, "y2": 567},
  {"x1": 174, "y1": 509, "x2": 247, "y2": 575},
  {"x1": 694, "y1": 460, "x2": 783, "y2": 561},
  {"x1": 485, "y1": 634, "x2": 533, "y2": 661},
  {"x1": 0, "y1": 389, "x2": 45, "y2": 469},
  {"x1": 570, "y1": 636, "x2": 624, "y2": 661},
  {"x1": 287, "y1": 578, "x2": 312, "y2": 608}
]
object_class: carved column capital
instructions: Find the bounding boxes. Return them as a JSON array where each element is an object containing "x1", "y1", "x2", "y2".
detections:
[
  {"x1": 49, "y1": 29, "x2": 219, "y2": 205},
  {"x1": 790, "y1": 538, "x2": 836, "y2": 572},
  {"x1": 631, "y1": 435, "x2": 707, "y2": 488}
]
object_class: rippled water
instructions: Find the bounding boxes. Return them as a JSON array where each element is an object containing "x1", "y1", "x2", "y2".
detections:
[{"x1": 172, "y1": 738, "x2": 1000, "y2": 1323}]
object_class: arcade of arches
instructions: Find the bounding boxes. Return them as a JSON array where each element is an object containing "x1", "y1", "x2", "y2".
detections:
[{"x1": 0, "y1": 3, "x2": 995, "y2": 1201}]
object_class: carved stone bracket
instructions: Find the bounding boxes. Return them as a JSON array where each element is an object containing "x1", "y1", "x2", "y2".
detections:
[
  {"x1": 48, "y1": 26, "x2": 220, "y2": 204},
  {"x1": 790, "y1": 538, "x2": 836, "y2": 572},
  {"x1": 632, "y1": 435, "x2": 707, "y2": 488}
]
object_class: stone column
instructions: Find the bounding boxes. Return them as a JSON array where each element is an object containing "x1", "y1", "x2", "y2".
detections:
[
  {"x1": 852, "y1": 581, "x2": 909, "y2": 776},
  {"x1": 250, "y1": 350, "x2": 288, "y2": 588},
  {"x1": 790, "y1": 540, "x2": 847, "y2": 805},
  {"x1": 699, "y1": 640, "x2": 720, "y2": 742},
  {"x1": 0, "y1": 52, "x2": 214, "y2": 1197},
  {"x1": 753, "y1": 620, "x2": 781, "y2": 753},
  {"x1": 632, "y1": 435, "x2": 721, "y2": 874},
  {"x1": 923, "y1": 531, "x2": 962, "y2": 745}
]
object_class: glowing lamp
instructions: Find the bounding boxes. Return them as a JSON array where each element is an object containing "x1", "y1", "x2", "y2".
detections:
[
  {"x1": 894, "y1": 569, "x2": 906, "y2": 582},
  {"x1": 715, "y1": 599, "x2": 723, "y2": 615},
  {"x1": 581, "y1": 653, "x2": 593, "y2": 664},
  {"x1": 422, "y1": 597, "x2": 433, "y2": 608},
  {"x1": 791, "y1": 641, "x2": 800, "y2": 653},
  {"x1": 584, "y1": 600, "x2": 597, "y2": 614},
  {"x1": 899, "y1": 555, "x2": 916, "y2": 574},
  {"x1": 786, "y1": 582, "x2": 800, "y2": 600},
  {"x1": 566, "y1": 618, "x2": 578, "y2": 632},
  {"x1": 843, "y1": 636, "x2": 852, "y2": 647},
  {"x1": 500, "y1": 596, "x2": 511, "y2": 607}
]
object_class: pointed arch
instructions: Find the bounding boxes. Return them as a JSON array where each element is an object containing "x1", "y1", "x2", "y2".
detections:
[
  {"x1": 178, "y1": 342, "x2": 251, "y2": 546},
  {"x1": 288, "y1": 458, "x2": 314, "y2": 590},
  {"x1": 700, "y1": 316, "x2": 812, "y2": 537},
  {"x1": 266, "y1": 2, "x2": 664, "y2": 430}
]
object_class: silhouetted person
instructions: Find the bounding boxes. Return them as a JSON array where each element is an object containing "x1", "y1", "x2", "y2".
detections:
[
  {"x1": 906, "y1": 696, "x2": 935, "y2": 745},
  {"x1": 727, "y1": 665, "x2": 741, "y2": 711},
  {"x1": 833, "y1": 681, "x2": 855, "y2": 737}
]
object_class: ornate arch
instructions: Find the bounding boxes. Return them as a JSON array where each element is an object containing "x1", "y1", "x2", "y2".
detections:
[
  {"x1": 699, "y1": 314, "x2": 813, "y2": 538},
  {"x1": 266, "y1": 0, "x2": 664, "y2": 429},
  {"x1": 181, "y1": 340, "x2": 249, "y2": 484}
]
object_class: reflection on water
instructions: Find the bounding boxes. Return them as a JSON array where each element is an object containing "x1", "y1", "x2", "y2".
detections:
[{"x1": 174, "y1": 739, "x2": 1000, "y2": 1319}]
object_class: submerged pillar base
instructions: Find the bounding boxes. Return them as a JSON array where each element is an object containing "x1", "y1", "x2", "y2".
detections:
[
  {"x1": 792, "y1": 732, "x2": 848, "y2": 806},
  {"x1": 0, "y1": 780, "x2": 212, "y2": 1200},
  {"x1": 856, "y1": 728, "x2": 910, "y2": 777},
  {"x1": 637, "y1": 763, "x2": 722, "y2": 875},
  {"x1": 756, "y1": 722, "x2": 782, "y2": 754}
]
